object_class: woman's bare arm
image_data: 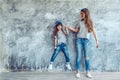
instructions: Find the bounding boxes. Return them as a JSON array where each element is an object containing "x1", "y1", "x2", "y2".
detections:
[
  {"x1": 93, "y1": 28, "x2": 99, "y2": 48},
  {"x1": 66, "y1": 26, "x2": 79, "y2": 33}
]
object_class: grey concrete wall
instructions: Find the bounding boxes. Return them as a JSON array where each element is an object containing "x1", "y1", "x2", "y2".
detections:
[{"x1": 0, "y1": 0, "x2": 120, "y2": 71}]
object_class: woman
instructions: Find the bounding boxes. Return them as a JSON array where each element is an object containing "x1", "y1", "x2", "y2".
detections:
[
  {"x1": 66, "y1": 8, "x2": 99, "y2": 78},
  {"x1": 48, "y1": 20, "x2": 71, "y2": 71}
]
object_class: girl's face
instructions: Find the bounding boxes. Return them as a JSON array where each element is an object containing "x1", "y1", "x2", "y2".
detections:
[
  {"x1": 80, "y1": 11, "x2": 85, "y2": 20},
  {"x1": 57, "y1": 24, "x2": 62, "y2": 31}
]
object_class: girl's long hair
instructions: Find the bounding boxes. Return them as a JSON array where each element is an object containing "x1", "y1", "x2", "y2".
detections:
[
  {"x1": 81, "y1": 8, "x2": 94, "y2": 32},
  {"x1": 53, "y1": 24, "x2": 66, "y2": 37}
]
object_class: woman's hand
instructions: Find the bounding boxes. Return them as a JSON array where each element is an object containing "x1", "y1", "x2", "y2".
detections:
[{"x1": 96, "y1": 40, "x2": 99, "y2": 48}]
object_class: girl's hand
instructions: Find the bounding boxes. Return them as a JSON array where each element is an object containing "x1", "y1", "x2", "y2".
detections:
[
  {"x1": 65, "y1": 26, "x2": 68, "y2": 30},
  {"x1": 65, "y1": 26, "x2": 69, "y2": 35},
  {"x1": 65, "y1": 26, "x2": 69, "y2": 29},
  {"x1": 96, "y1": 40, "x2": 99, "y2": 48}
]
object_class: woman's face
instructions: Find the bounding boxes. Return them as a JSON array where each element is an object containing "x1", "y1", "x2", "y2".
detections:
[
  {"x1": 57, "y1": 24, "x2": 62, "y2": 31},
  {"x1": 80, "y1": 11, "x2": 85, "y2": 19}
]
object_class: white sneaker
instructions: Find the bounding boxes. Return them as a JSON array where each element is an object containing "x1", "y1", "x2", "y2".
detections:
[
  {"x1": 66, "y1": 63, "x2": 72, "y2": 70},
  {"x1": 0, "y1": 68, "x2": 9, "y2": 73},
  {"x1": 86, "y1": 72, "x2": 92, "y2": 78},
  {"x1": 48, "y1": 64, "x2": 53, "y2": 71},
  {"x1": 76, "y1": 72, "x2": 80, "y2": 78}
]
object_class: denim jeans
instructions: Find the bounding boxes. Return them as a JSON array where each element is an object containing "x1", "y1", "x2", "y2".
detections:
[
  {"x1": 50, "y1": 43, "x2": 70, "y2": 62},
  {"x1": 76, "y1": 38, "x2": 91, "y2": 71}
]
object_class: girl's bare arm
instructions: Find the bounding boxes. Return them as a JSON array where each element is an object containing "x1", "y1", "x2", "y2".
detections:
[
  {"x1": 54, "y1": 36, "x2": 57, "y2": 49},
  {"x1": 65, "y1": 26, "x2": 69, "y2": 35}
]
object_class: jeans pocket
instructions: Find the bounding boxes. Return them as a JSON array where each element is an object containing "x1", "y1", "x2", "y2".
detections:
[{"x1": 85, "y1": 39, "x2": 89, "y2": 44}]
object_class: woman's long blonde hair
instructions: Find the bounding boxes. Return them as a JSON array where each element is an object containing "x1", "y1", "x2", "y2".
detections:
[{"x1": 81, "y1": 8, "x2": 94, "y2": 32}]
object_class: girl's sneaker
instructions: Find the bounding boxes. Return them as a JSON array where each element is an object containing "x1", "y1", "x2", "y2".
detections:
[
  {"x1": 48, "y1": 64, "x2": 53, "y2": 71},
  {"x1": 76, "y1": 72, "x2": 80, "y2": 78},
  {"x1": 86, "y1": 72, "x2": 92, "y2": 78},
  {"x1": 66, "y1": 63, "x2": 72, "y2": 70}
]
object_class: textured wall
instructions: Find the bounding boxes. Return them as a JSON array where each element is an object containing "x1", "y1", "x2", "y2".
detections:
[{"x1": 0, "y1": 0, "x2": 120, "y2": 71}]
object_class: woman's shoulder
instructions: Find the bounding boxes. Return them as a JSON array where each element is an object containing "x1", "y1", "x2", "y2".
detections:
[
  {"x1": 75, "y1": 19, "x2": 81, "y2": 23},
  {"x1": 75, "y1": 20, "x2": 81, "y2": 28}
]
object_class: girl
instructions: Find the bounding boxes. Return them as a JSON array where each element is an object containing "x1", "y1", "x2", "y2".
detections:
[
  {"x1": 66, "y1": 8, "x2": 99, "y2": 78},
  {"x1": 48, "y1": 20, "x2": 71, "y2": 71}
]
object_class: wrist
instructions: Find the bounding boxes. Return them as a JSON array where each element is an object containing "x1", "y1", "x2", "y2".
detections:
[
  {"x1": 54, "y1": 46, "x2": 56, "y2": 48},
  {"x1": 68, "y1": 26, "x2": 70, "y2": 29},
  {"x1": 96, "y1": 40, "x2": 98, "y2": 42}
]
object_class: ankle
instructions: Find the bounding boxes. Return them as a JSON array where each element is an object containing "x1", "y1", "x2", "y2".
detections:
[
  {"x1": 86, "y1": 70, "x2": 90, "y2": 74},
  {"x1": 50, "y1": 62, "x2": 53, "y2": 64},
  {"x1": 76, "y1": 70, "x2": 80, "y2": 73},
  {"x1": 66, "y1": 62, "x2": 70, "y2": 65}
]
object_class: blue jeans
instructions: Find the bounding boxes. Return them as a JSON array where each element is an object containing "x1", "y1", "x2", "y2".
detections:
[
  {"x1": 50, "y1": 43, "x2": 70, "y2": 62},
  {"x1": 76, "y1": 38, "x2": 91, "y2": 71}
]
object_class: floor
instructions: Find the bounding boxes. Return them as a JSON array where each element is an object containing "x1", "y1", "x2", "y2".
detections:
[{"x1": 0, "y1": 71, "x2": 120, "y2": 80}]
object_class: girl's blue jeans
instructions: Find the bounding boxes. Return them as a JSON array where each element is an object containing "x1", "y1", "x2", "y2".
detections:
[{"x1": 50, "y1": 43, "x2": 70, "y2": 62}]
